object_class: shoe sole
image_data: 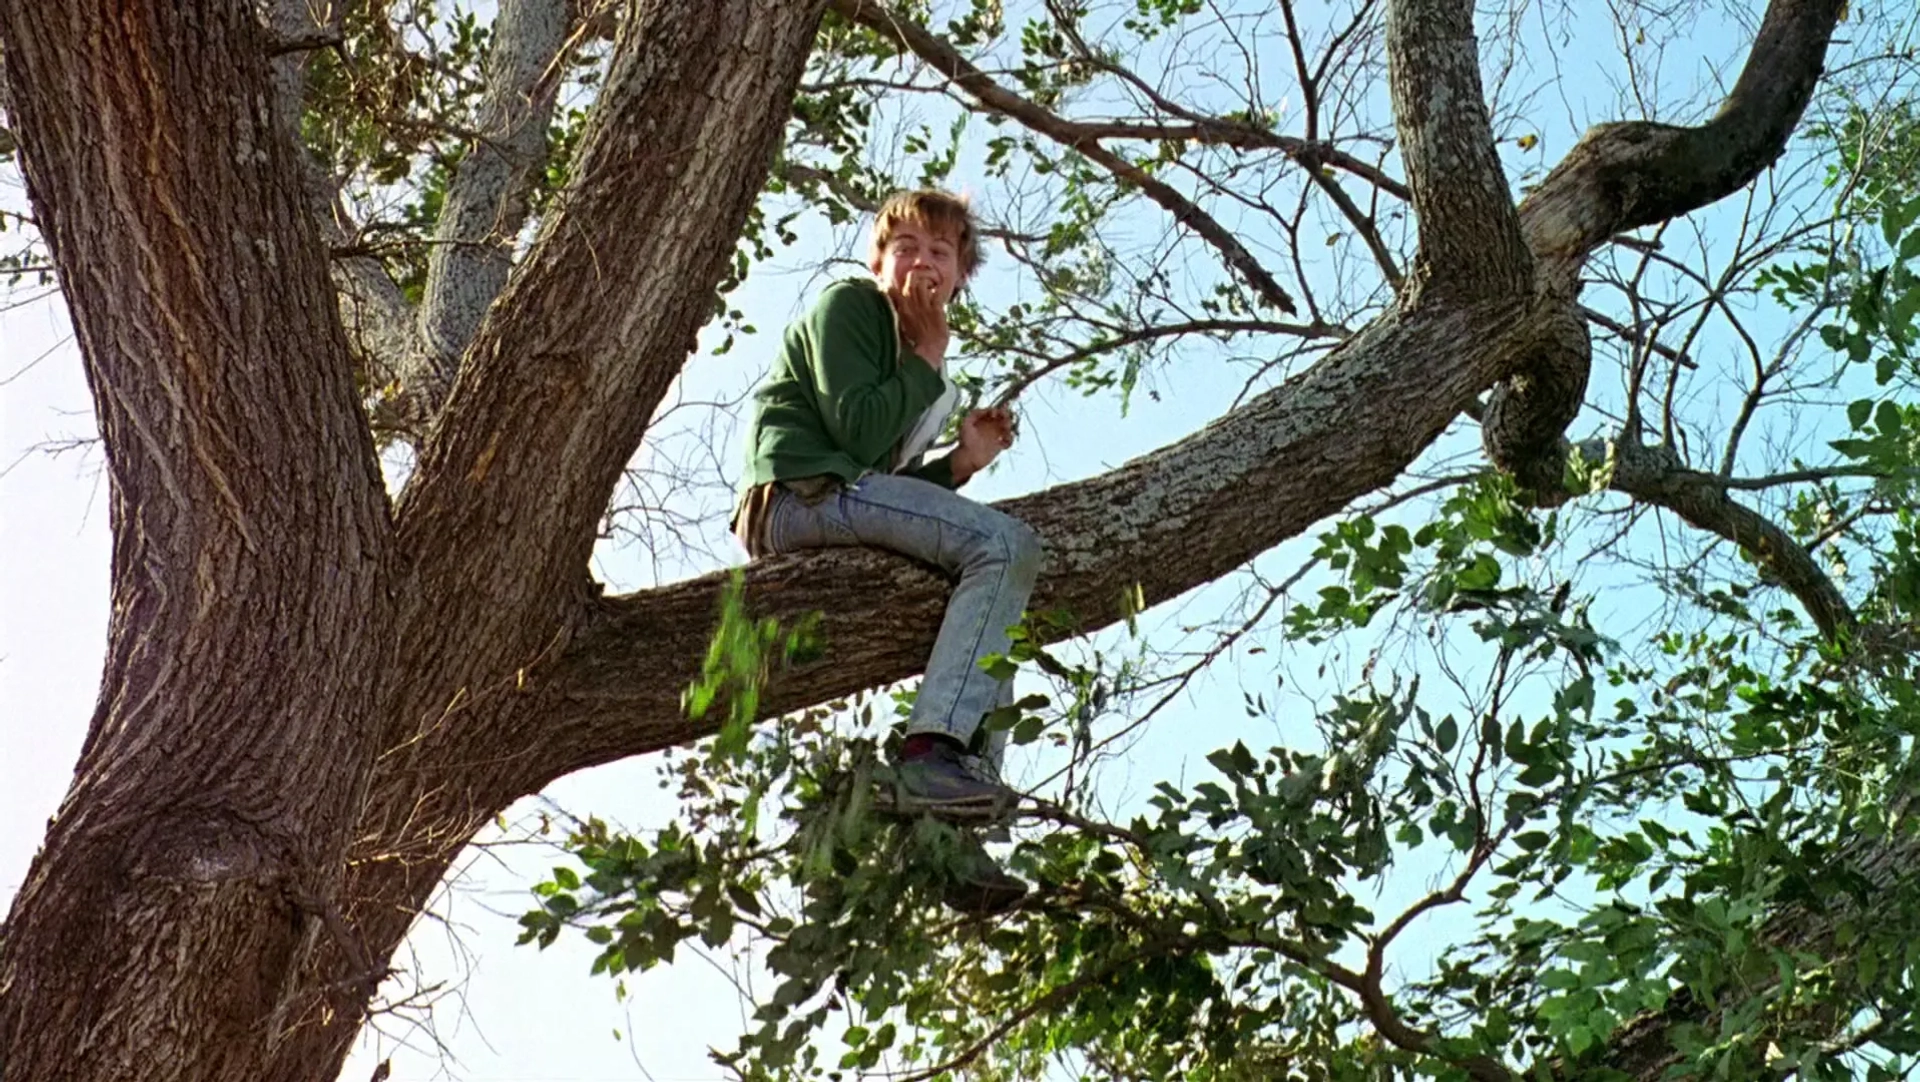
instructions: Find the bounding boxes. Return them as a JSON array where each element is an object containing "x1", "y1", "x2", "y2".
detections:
[{"x1": 871, "y1": 785, "x2": 1013, "y2": 823}]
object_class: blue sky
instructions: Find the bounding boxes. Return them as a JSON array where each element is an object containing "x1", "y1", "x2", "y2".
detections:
[{"x1": 4, "y1": 1, "x2": 1913, "y2": 1078}]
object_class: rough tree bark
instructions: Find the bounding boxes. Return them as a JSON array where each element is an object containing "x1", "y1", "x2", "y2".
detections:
[
  {"x1": 411, "y1": 0, "x2": 573, "y2": 407},
  {"x1": 0, "y1": 2, "x2": 394, "y2": 1078},
  {"x1": 0, "y1": 1, "x2": 1855, "y2": 1082},
  {"x1": 0, "y1": 1, "x2": 829, "y2": 1079}
]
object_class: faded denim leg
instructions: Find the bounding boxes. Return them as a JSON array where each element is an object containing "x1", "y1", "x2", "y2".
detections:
[
  {"x1": 765, "y1": 472, "x2": 1044, "y2": 751},
  {"x1": 971, "y1": 681, "x2": 1013, "y2": 780}
]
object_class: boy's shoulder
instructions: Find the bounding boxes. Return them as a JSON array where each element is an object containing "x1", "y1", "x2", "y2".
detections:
[
  {"x1": 802, "y1": 276, "x2": 892, "y2": 330},
  {"x1": 795, "y1": 277, "x2": 898, "y2": 370},
  {"x1": 815, "y1": 275, "x2": 884, "y2": 306}
]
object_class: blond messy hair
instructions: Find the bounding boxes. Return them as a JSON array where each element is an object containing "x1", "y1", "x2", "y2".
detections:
[{"x1": 868, "y1": 189, "x2": 983, "y2": 287}]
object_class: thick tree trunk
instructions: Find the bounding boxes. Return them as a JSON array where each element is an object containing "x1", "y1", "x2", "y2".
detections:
[
  {"x1": 0, "y1": 2, "x2": 394, "y2": 1079},
  {"x1": 0, "y1": 2, "x2": 827, "y2": 1081}
]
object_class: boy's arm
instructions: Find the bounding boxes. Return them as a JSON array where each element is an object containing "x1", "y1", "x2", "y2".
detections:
[
  {"x1": 808, "y1": 284, "x2": 947, "y2": 466},
  {"x1": 903, "y1": 451, "x2": 967, "y2": 490}
]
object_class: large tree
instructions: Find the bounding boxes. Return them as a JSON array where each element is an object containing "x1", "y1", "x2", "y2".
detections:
[{"x1": 0, "y1": 0, "x2": 1912, "y2": 1080}]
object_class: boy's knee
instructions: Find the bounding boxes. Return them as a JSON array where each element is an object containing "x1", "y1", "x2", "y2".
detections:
[{"x1": 998, "y1": 517, "x2": 1044, "y2": 581}]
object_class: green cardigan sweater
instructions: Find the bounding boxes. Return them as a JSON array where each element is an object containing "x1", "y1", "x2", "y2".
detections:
[{"x1": 740, "y1": 277, "x2": 965, "y2": 491}]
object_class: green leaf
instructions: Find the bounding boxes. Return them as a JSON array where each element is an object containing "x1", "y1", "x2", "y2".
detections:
[
  {"x1": 1230, "y1": 741, "x2": 1258, "y2": 775},
  {"x1": 1567, "y1": 1024, "x2": 1595, "y2": 1055},
  {"x1": 726, "y1": 882, "x2": 763, "y2": 917},
  {"x1": 1877, "y1": 399, "x2": 1903, "y2": 434},
  {"x1": 1517, "y1": 761, "x2": 1559, "y2": 787},
  {"x1": 1878, "y1": 1027, "x2": 1920, "y2": 1054},
  {"x1": 1459, "y1": 553, "x2": 1502, "y2": 592}
]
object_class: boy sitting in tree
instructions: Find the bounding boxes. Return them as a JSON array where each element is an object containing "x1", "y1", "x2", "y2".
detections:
[{"x1": 733, "y1": 190, "x2": 1041, "y2": 912}]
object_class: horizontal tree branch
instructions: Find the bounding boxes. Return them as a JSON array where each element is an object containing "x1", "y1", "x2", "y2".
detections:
[
  {"x1": 1592, "y1": 437, "x2": 1856, "y2": 637},
  {"x1": 989, "y1": 316, "x2": 1350, "y2": 406},
  {"x1": 518, "y1": 295, "x2": 1554, "y2": 789}
]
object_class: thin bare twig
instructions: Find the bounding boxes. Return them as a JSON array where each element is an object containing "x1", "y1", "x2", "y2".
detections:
[
  {"x1": 989, "y1": 316, "x2": 1348, "y2": 407},
  {"x1": 833, "y1": 0, "x2": 1301, "y2": 315}
]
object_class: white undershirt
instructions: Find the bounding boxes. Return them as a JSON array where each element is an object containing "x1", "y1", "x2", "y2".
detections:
[{"x1": 895, "y1": 376, "x2": 959, "y2": 472}]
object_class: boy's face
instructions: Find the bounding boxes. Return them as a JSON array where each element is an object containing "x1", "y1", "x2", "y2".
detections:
[{"x1": 872, "y1": 219, "x2": 963, "y2": 306}]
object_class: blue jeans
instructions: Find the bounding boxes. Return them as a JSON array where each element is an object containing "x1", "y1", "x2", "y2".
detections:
[{"x1": 763, "y1": 472, "x2": 1043, "y2": 769}]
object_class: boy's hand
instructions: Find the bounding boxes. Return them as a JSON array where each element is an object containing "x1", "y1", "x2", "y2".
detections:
[
  {"x1": 890, "y1": 271, "x2": 950, "y2": 368},
  {"x1": 952, "y1": 406, "x2": 1017, "y2": 479}
]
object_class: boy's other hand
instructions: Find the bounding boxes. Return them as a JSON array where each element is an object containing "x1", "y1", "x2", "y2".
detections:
[
  {"x1": 890, "y1": 271, "x2": 950, "y2": 368},
  {"x1": 953, "y1": 406, "x2": 1016, "y2": 479}
]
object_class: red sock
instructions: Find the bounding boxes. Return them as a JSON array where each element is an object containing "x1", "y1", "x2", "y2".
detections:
[{"x1": 901, "y1": 733, "x2": 965, "y2": 759}]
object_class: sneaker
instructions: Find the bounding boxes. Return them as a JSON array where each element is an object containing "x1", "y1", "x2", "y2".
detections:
[
  {"x1": 885, "y1": 740, "x2": 1015, "y2": 822},
  {"x1": 939, "y1": 830, "x2": 1028, "y2": 914},
  {"x1": 956, "y1": 751, "x2": 1015, "y2": 840},
  {"x1": 958, "y1": 750, "x2": 1003, "y2": 785}
]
